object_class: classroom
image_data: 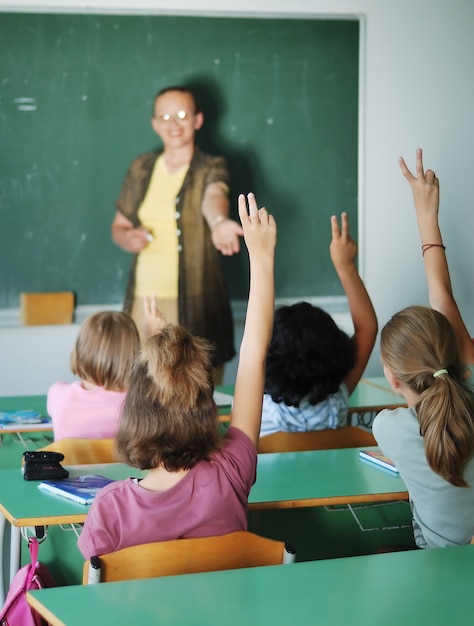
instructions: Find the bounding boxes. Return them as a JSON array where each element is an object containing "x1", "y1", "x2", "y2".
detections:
[
  {"x1": 1, "y1": 0, "x2": 474, "y2": 393},
  {"x1": 1, "y1": 0, "x2": 474, "y2": 623}
]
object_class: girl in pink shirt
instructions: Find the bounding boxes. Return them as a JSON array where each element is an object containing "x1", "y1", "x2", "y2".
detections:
[
  {"x1": 47, "y1": 311, "x2": 141, "y2": 440},
  {"x1": 78, "y1": 193, "x2": 277, "y2": 559}
]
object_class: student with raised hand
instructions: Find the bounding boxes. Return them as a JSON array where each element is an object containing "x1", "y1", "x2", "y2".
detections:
[
  {"x1": 259, "y1": 212, "x2": 377, "y2": 437},
  {"x1": 78, "y1": 193, "x2": 276, "y2": 560},
  {"x1": 372, "y1": 150, "x2": 474, "y2": 549}
]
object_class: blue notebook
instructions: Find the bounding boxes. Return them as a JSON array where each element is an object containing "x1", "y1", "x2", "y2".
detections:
[
  {"x1": 38, "y1": 475, "x2": 114, "y2": 505},
  {"x1": 0, "y1": 410, "x2": 47, "y2": 426}
]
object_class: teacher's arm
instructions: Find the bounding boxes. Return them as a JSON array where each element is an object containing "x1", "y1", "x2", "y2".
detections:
[
  {"x1": 202, "y1": 182, "x2": 244, "y2": 256},
  {"x1": 111, "y1": 210, "x2": 150, "y2": 254}
]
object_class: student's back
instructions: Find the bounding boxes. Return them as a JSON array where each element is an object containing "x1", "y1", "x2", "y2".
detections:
[{"x1": 373, "y1": 306, "x2": 474, "y2": 548}]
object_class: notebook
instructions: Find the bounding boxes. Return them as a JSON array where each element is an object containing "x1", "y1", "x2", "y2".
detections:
[
  {"x1": 38, "y1": 475, "x2": 114, "y2": 505},
  {"x1": 0, "y1": 410, "x2": 50, "y2": 427},
  {"x1": 359, "y1": 449, "x2": 399, "y2": 474}
]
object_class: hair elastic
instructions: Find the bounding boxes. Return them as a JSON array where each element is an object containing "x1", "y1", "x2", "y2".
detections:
[
  {"x1": 422, "y1": 243, "x2": 446, "y2": 257},
  {"x1": 433, "y1": 368, "x2": 448, "y2": 378}
]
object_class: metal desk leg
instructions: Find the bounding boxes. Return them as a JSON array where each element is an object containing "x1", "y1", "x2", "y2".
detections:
[
  {"x1": 0, "y1": 514, "x2": 6, "y2": 605},
  {"x1": 9, "y1": 525, "x2": 21, "y2": 586}
]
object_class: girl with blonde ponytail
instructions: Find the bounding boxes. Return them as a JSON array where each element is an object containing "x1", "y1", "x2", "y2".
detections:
[{"x1": 373, "y1": 150, "x2": 474, "y2": 549}]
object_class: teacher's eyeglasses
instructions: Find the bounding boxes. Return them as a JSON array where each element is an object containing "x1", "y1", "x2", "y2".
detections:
[{"x1": 155, "y1": 110, "x2": 193, "y2": 123}]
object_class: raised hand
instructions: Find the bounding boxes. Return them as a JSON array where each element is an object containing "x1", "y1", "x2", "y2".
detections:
[
  {"x1": 329, "y1": 212, "x2": 357, "y2": 271},
  {"x1": 398, "y1": 148, "x2": 440, "y2": 220}
]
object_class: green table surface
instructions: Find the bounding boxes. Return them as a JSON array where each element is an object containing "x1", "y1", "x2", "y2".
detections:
[
  {"x1": 0, "y1": 464, "x2": 146, "y2": 526},
  {"x1": 248, "y1": 447, "x2": 407, "y2": 509},
  {"x1": 0, "y1": 447, "x2": 407, "y2": 526},
  {"x1": 27, "y1": 544, "x2": 474, "y2": 626},
  {"x1": 348, "y1": 377, "x2": 404, "y2": 412},
  {"x1": 0, "y1": 395, "x2": 48, "y2": 414}
]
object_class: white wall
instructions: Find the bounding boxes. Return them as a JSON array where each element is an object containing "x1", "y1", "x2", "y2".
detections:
[{"x1": 1, "y1": 0, "x2": 474, "y2": 393}]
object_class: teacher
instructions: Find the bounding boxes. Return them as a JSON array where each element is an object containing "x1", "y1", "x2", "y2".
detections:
[{"x1": 111, "y1": 86, "x2": 243, "y2": 383}]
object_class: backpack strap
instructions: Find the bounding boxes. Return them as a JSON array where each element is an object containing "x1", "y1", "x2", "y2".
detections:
[{"x1": 26, "y1": 538, "x2": 39, "y2": 587}]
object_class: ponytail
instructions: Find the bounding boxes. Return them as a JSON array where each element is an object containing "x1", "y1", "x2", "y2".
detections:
[
  {"x1": 417, "y1": 373, "x2": 474, "y2": 487},
  {"x1": 381, "y1": 306, "x2": 474, "y2": 487}
]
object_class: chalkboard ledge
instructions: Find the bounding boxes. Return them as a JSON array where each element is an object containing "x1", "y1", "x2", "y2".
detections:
[{"x1": 0, "y1": 296, "x2": 349, "y2": 329}]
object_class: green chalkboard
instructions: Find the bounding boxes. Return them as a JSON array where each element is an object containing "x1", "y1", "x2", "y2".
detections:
[{"x1": 0, "y1": 13, "x2": 359, "y2": 307}]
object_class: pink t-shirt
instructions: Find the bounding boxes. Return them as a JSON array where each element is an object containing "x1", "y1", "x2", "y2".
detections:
[
  {"x1": 47, "y1": 381, "x2": 127, "y2": 441},
  {"x1": 78, "y1": 427, "x2": 257, "y2": 559}
]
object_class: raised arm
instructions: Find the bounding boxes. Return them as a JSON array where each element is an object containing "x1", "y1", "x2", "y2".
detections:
[
  {"x1": 329, "y1": 212, "x2": 378, "y2": 394},
  {"x1": 398, "y1": 149, "x2": 474, "y2": 363},
  {"x1": 230, "y1": 193, "x2": 277, "y2": 445}
]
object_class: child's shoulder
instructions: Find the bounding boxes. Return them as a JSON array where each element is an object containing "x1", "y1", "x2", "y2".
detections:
[
  {"x1": 47, "y1": 380, "x2": 81, "y2": 402},
  {"x1": 373, "y1": 405, "x2": 416, "y2": 436},
  {"x1": 461, "y1": 365, "x2": 474, "y2": 393},
  {"x1": 92, "y1": 477, "x2": 135, "y2": 504},
  {"x1": 48, "y1": 380, "x2": 71, "y2": 392}
]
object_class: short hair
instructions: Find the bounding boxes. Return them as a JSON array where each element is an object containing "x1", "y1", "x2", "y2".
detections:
[
  {"x1": 265, "y1": 302, "x2": 355, "y2": 407},
  {"x1": 116, "y1": 324, "x2": 222, "y2": 471},
  {"x1": 381, "y1": 305, "x2": 474, "y2": 487},
  {"x1": 152, "y1": 85, "x2": 199, "y2": 116},
  {"x1": 70, "y1": 311, "x2": 140, "y2": 392}
]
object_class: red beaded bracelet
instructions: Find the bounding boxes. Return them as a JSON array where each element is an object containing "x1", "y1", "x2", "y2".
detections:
[{"x1": 422, "y1": 243, "x2": 446, "y2": 256}]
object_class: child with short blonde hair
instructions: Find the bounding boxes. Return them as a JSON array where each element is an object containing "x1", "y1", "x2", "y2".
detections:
[{"x1": 47, "y1": 311, "x2": 140, "y2": 440}]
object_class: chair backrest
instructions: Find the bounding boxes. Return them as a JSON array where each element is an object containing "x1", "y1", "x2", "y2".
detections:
[
  {"x1": 258, "y1": 426, "x2": 377, "y2": 454},
  {"x1": 39, "y1": 438, "x2": 118, "y2": 465},
  {"x1": 20, "y1": 291, "x2": 75, "y2": 325},
  {"x1": 82, "y1": 530, "x2": 296, "y2": 584}
]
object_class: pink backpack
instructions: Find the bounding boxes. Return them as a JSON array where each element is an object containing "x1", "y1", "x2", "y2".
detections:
[{"x1": 0, "y1": 537, "x2": 56, "y2": 626}]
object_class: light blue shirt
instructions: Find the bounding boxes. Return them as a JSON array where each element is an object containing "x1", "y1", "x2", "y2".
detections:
[
  {"x1": 260, "y1": 383, "x2": 349, "y2": 437},
  {"x1": 373, "y1": 365, "x2": 474, "y2": 548}
]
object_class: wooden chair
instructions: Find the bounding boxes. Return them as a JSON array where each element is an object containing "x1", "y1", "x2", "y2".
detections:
[
  {"x1": 258, "y1": 426, "x2": 377, "y2": 454},
  {"x1": 39, "y1": 438, "x2": 118, "y2": 465},
  {"x1": 20, "y1": 291, "x2": 75, "y2": 325},
  {"x1": 82, "y1": 530, "x2": 296, "y2": 584}
]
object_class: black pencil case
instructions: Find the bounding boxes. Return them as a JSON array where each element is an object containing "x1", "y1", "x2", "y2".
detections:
[{"x1": 23, "y1": 450, "x2": 69, "y2": 481}]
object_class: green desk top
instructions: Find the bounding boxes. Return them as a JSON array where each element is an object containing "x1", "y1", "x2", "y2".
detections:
[
  {"x1": 248, "y1": 447, "x2": 407, "y2": 509},
  {"x1": 348, "y1": 377, "x2": 404, "y2": 412},
  {"x1": 0, "y1": 464, "x2": 146, "y2": 526},
  {"x1": 0, "y1": 447, "x2": 407, "y2": 526},
  {"x1": 27, "y1": 544, "x2": 474, "y2": 626},
  {"x1": 0, "y1": 395, "x2": 48, "y2": 414}
]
